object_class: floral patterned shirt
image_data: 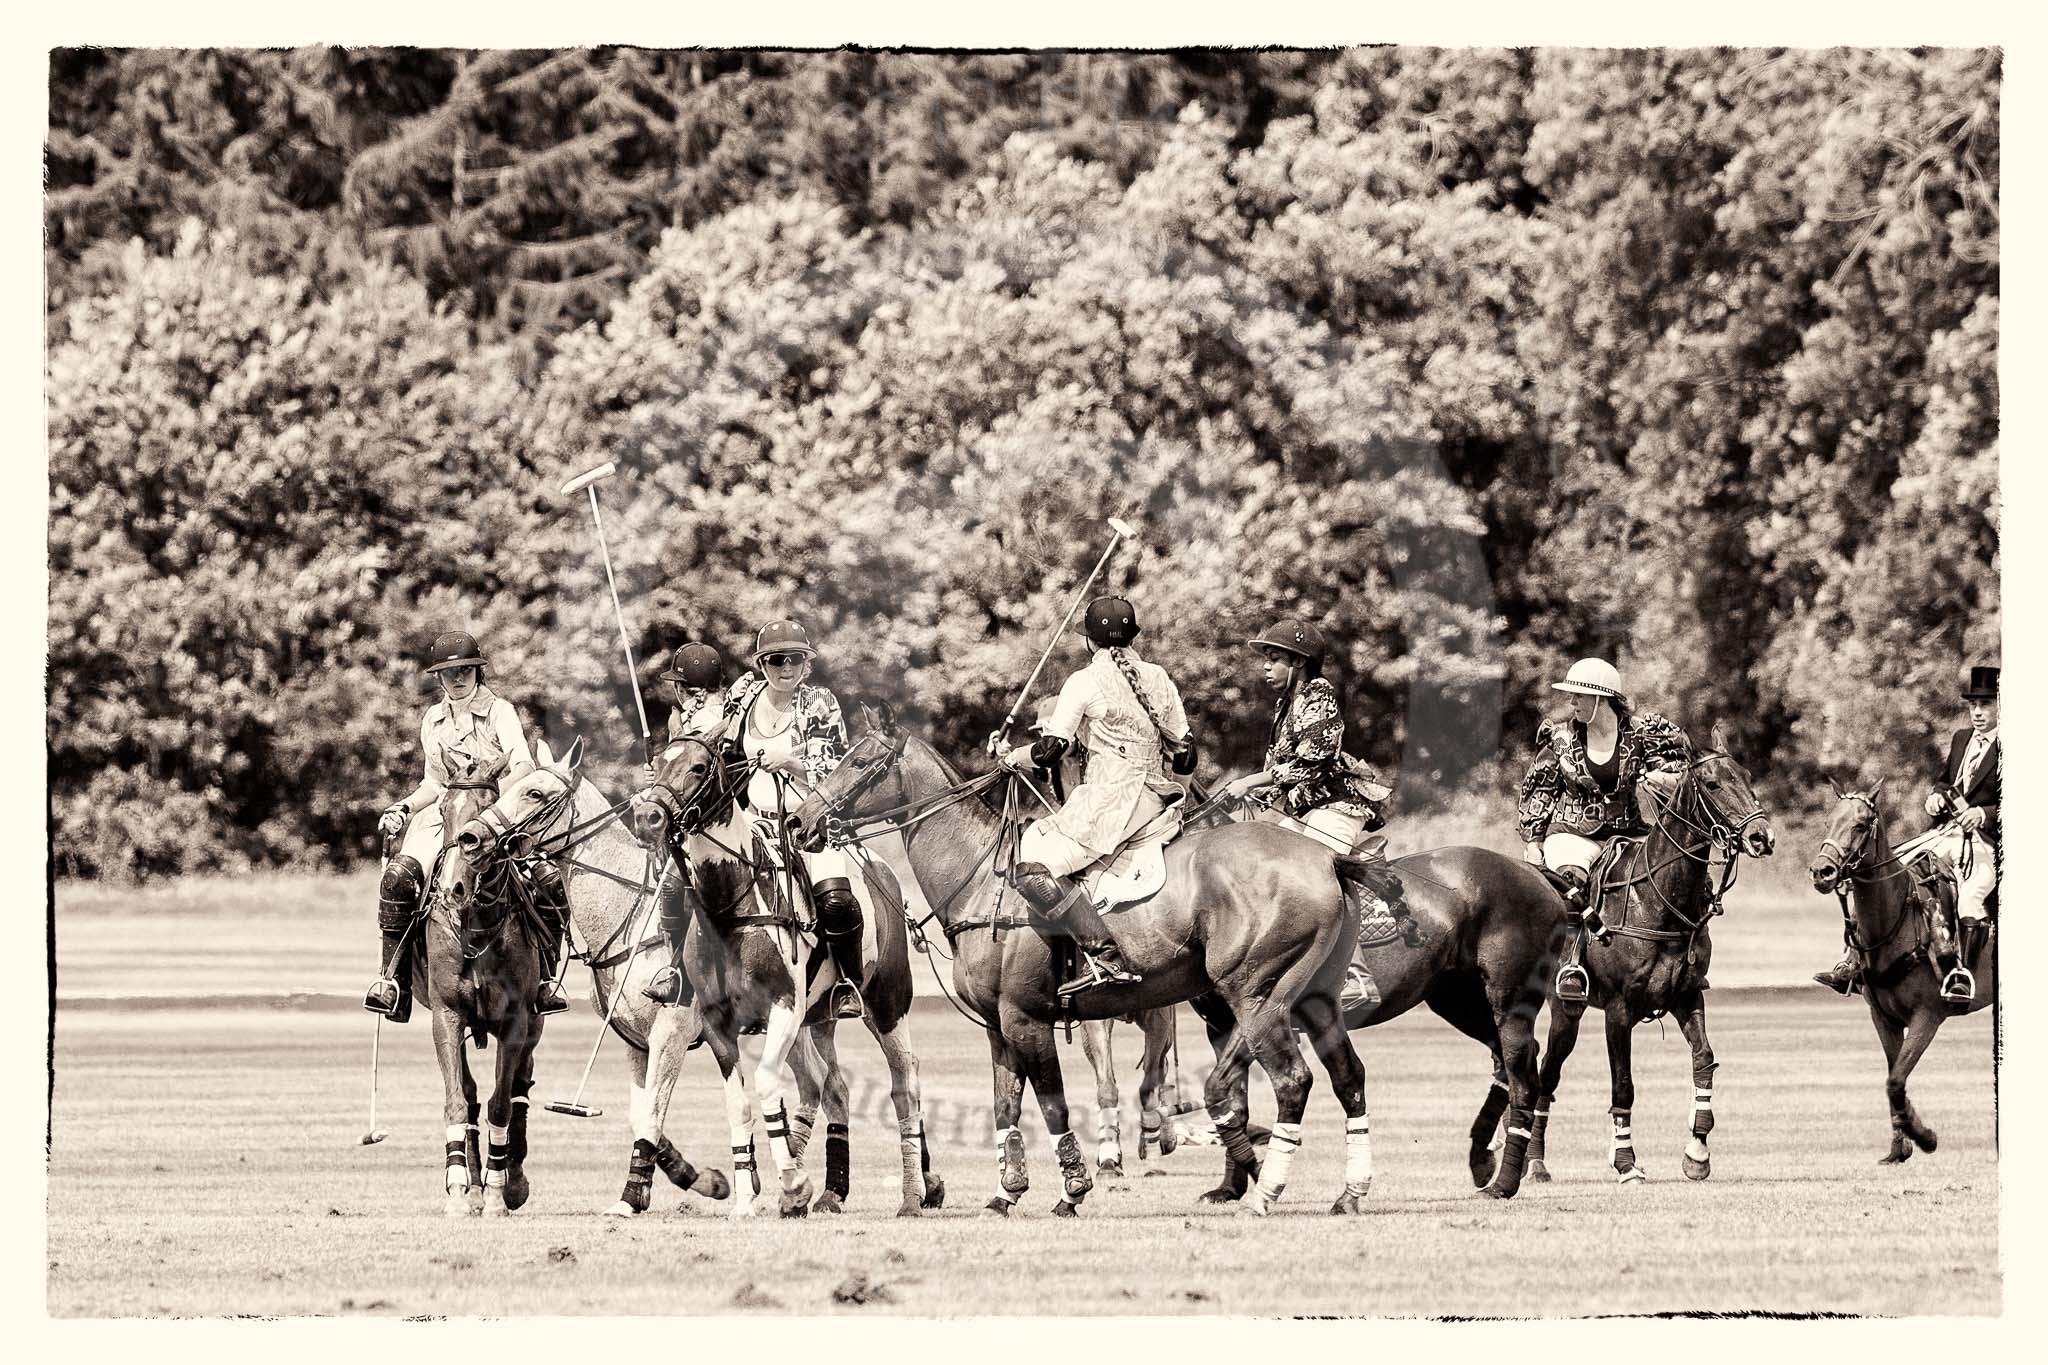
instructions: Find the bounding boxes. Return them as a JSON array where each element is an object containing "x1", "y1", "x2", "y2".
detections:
[
  {"x1": 1263, "y1": 677, "x2": 1389, "y2": 826},
  {"x1": 1516, "y1": 711, "x2": 1691, "y2": 842},
  {"x1": 718, "y1": 675, "x2": 848, "y2": 790}
]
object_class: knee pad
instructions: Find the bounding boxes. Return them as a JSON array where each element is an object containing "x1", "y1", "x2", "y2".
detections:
[
  {"x1": 530, "y1": 858, "x2": 567, "y2": 904},
  {"x1": 814, "y1": 878, "x2": 862, "y2": 937},
  {"x1": 378, "y1": 855, "x2": 425, "y2": 932}
]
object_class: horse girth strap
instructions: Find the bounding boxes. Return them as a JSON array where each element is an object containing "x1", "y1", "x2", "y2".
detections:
[
  {"x1": 586, "y1": 933, "x2": 669, "y2": 974},
  {"x1": 942, "y1": 912, "x2": 1034, "y2": 944}
]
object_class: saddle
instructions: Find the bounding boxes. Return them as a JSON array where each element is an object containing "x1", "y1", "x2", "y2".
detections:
[{"x1": 1079, "y1": 798, "x2": 1186, "y2": 914}]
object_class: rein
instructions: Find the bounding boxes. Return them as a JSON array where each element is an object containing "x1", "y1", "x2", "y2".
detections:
[
  {"x1": 1596, "y1": 752, "x2": 1763, "y2": 949},
  {"x1": 1822, "y1": 793, "x2": 1946, "y2": 974}
]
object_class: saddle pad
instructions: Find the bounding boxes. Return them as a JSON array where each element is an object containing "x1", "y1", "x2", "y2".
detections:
[
  {"x1": 1355, "y1": 889, "x2": 1403, "y2": 949},
  {"x1": 1082, "y1": 807, "x2": 1184, "y2": 913}
]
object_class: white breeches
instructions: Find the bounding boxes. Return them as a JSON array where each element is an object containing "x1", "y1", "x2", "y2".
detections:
[
  {"x1": 1019, "y1": 821, "x2": 1101, "y2": 878},
  {"x1": 1255, "y1": 803, "x2": 1374, "y2": 856},
  {"x1": 397, "y1": 805, "x2": 447, "y2": 869},
  {"x1": 1925, "y1": 829, "x2": 1998, "y2": 921},
  {"x1": 1541, "y1": 832, "x2": 1603, "y2": 876}
]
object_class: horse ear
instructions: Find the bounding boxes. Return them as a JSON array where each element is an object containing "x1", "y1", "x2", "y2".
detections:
[
  {"x1": 1871, "y1": 775, "x2": 1888, "y2": 803},
  {"x1": 1827, "y1": 776, "x2": 1843, "y2": 800},
  {"x1": 1709, "y1": 719, "x2": 1732, "y2": 754},
  {"x1": 874, "y1": 700, "x2": 897, "y2": 734},
  {"x1": 534, "y1": 738, "x2": 555, "y2": 770},
  {"x1": 562, "y1": 736, "x2": 585, "y2": 773}
]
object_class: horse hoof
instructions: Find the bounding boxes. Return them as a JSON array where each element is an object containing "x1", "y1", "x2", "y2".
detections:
[
  {"x1": 921, "y1": 1177, "x2": 946, "y2": 1210},
  {"x1": 1914, "y1": 1129, "x2": 1939, "y2": 1154},
  {"x1": 605, "y1": 1200, "x2": 638, "y2": 1218},
  {"x1": 731, "y1": 1195, "x2": 760, "y2": 1219},
  {"x1": 1469, "y1": 1153, "x2": 1499, "y2": 1189},
  {"x1": 780, "y1": 1188, "x2": 813, "y2": 1218},
  {"x1": 1063, "y1": 1174, "x2": 1094, "y2": 1202},
  {"x1": 1198, "y1": 1187, "x2": 1241, "y2": 1205},
  {"x1": 483, "y1": 1191, "x2": 510, "y2": 1217},
  {"x1": 1617, "y1": 1167, "x2": 1647, "y2": 1185},
  {"x1": 444, "y1": 1190, "x2": 473, "y2": 1218},
  {"x1": 1237, "y1": 1196, "x2": 1271, "y2": 1218},
  {"x1": 1683, "y1": 1155, "x2": 1711, "y2": 1182},
  {"x1": 1051, "y1": 1199, "x2": 1079, "y2": 1219},
  {"x1": 1097, "y1": 1160, "x2": 1125, "y2": 1180},
  {"x1": 1879, "y1": 1151, "x2": 1910, "y2": 1166},
  {"x1": 983, "y1": 1197, "x2": 1012, "y2": 1218},
  {"x1": 1329, "y1": 1191, "x2": 1368, "y2": 1215},
  {"x1": 502, "y1": 1173, "x2": 530, "y2": 1212},
  {"x1": 1526, "y1": 1160, "x2": 1552, "y2": 1183},
  {"x1": 895, "y1": 1200, "x2": 922, "y2": 1218},
  {"x1": 1478, "y1": 1181, "x2": 1514, "y2": 1200},
  {"x1": 695, "y1": 1170, "x2": 732, "y2": 1201},
  {"x1": 811, "y1": 1191, "x2": 844, "y2": 1216}
]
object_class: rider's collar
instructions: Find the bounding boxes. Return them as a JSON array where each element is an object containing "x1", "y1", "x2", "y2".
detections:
[{"x1": 434, "y1": 683, "x2": 498, "y2": 723}]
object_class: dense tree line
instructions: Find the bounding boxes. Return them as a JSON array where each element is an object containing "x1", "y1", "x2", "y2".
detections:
[{"x1": 46, "y1": 47, "x2": 1999, "y2": 878}]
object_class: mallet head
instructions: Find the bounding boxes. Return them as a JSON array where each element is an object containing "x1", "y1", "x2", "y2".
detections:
[
  {"x1": 545, "y1": 1101, "x2": 603, "y2": 1119},
  {"x1": 560, "y1": 462, "x2": 619, "y2": 497},
  {"x1": 1107, "y1": 516, "x2": 1139, "y2": 542},
  {"x1": 359, "y1": 1130, "x2": 388, "y2": 1146}
]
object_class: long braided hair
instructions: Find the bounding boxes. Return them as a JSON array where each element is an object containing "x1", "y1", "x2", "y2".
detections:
[{"x1": 1107, "y1": 646, "x2": 1186, "y2": 756}]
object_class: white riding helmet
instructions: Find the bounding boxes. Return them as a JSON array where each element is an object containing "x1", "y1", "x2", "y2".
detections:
[{"x1": 1551, "y1": 657, "x2": 1626, "y2": 704}]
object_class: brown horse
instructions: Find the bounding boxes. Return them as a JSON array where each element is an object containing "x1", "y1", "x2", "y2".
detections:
[
  {"x1": 1524, "y1": 725, "x2": 1776, "y2": 1186},
  {"x1": 423, "y1": 749, "x2": 551, "y2": 1217},
  {"x1": 1808, "y1": 789, "x2": 1994, "y2": 1163},
  {"x1": 785, "y1": 705, "x2": 1373, "y2": 1218},
  {"x1": 633, "y1": 735, "x2": 946, "y2": 1217}
]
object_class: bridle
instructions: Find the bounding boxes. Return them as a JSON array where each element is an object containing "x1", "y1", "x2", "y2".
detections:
[
  {"x1": 1600, "y1": 750, "x2": 1771, "y2": 945},
  {"x1": 1815, "y1": 791, "x2": 1923, "y2": 965},
  {"x1": 814, "y1": 728, "x2": 1010, "y2": 845}
]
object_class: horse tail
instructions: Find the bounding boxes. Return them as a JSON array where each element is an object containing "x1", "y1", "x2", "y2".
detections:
[{"x1": 1334, "y1": 854, "x2": 1405, "y2": 908}]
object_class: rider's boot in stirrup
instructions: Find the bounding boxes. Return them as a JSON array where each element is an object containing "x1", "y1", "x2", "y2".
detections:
[
  {"x1": 643, "y1": 871, "x2": 697, "y2": 1005},
  {"x1": 366, "y1": 855, "x2": 424, "y2": 1023},
  {"x1": 1942, "y1": 918, "x2": 1987, "y2": 1005},
  {"x1": 814, "y1": 878, "x2": 867, "y2": 1020},
  {"x1": 531, "y1": 859, "x2": 572, "y2": 1016},
  {"x1": 1813, "y1": 952, "x2": 1860, "y2": 995},
  {"x1": 1009, "y1": 862, "x2": 1142, "y2": 996},
  {"x1": 1554, "y1": 868, "x2": 1592, "y2": 1006}
]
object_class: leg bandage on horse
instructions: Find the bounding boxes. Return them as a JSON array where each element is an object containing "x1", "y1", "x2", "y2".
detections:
[{"x1": 813, "y1": 878, "x2": 866, "y2": 1019}]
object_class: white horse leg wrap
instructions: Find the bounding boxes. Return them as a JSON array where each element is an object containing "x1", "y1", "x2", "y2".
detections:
[
  {"x1": 485, "y1": 1123, "x2": 511, "y2": 1185},
  {"x1": 1255, "y1": 1122, "x2": 1303, "y2": 1201},
  {"x1": 1097, "y1": 1105, "x2": 1120, "y2": 1164},
  {"x1": 445, "y1": 1123, "x2": 474, "y2": 1190},
  {"x1": 763, "y1": 1099, "x2": 798, "y2": 1178},
  {"x1": 898, "y1": 1115, "x2": 923, "y2": 1200},
  {"x1": 1693, "y1": 1088, "x2": 1713, "y2": 1116},
  {"x1": 1344, "y1": 1115, "x2": 1373, "y2": 1190}
]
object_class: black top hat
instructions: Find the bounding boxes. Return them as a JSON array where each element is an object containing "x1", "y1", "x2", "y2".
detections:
[{"x1": 1960, "y1": 664, "x2": 2000, "y2": 701}]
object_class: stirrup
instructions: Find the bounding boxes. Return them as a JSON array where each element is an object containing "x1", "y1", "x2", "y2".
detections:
[
  {"x1": 1940, "y1": 966, "x2": 1975, "y2": 1005},
  {"x1": 364, "y1": 977, "x2": 401, "y2": 1016},
  {"x1": 1340, "y1": 967, "x2": 1382, "y2": 1012},
  {"x1": 535, "y1": 979, "x2": 571, "y2": 1016},
  {"x1": 829, "y1": 980, "x2": 865, "y2": 1020},
  {"x1": 1555, "y1": 962, "x2": 1590, "y2": 1005},
  {"x1": 1059, "y1": 951, "x2": 1140, "y2": 998},
  {"x1": 643, "y1": 964, "x2": 684, "y2": 1004}
]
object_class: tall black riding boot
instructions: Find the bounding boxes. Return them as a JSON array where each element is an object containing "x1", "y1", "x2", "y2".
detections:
[
  {"x1": 814, "y1": 878, "x2": 866, "y2": 1020},
  {"x1": 1554, "y1": 867, "x2": 1591, "y2": 1006},
  {"x1": 1009, "y1": 862, "x2": 1141, "y2": 996},
  {"x1": 531, "y1": 860, "x2": 571, "y2": 1016},
  {"x1": 643, "y1": 867, "x2": 698, "y2": 1005},
  {"x1": 366, "y1": 855, "x2": 424, "y2": 1023},
  {"x1": 1944, "y1": 917, "x2": 1988, "y2": 1004}
]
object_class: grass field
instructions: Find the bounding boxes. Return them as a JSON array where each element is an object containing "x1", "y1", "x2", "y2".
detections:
[{"x1": 48, "y1": 874, "x2": 2001, "y2": 1318}]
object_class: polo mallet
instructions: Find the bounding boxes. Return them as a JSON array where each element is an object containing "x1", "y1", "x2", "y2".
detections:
[
  {"x1": 359, "y1": 829, "x2": 400, "y2": 1146},
  {"x1": 993, "y1": 516, "x2": 1140, "y2": 752},
  {"x1": 546, "y1": 925, "x2": 642, "y2": 1117},
  {"x1": 561, "y1": 461, "x2": 653, "y2": 765}
]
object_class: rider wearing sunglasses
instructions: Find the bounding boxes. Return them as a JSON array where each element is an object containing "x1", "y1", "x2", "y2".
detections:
[
  {"x1": 707, "y1": 620, "x2": 866, "y2": 1020},
  {"x1": 368, "y1": 630, "x2": 569, "y2": 1020},
  {"x1": 1516, "y1": 658, "x2": 1692, "y2": 1004}
]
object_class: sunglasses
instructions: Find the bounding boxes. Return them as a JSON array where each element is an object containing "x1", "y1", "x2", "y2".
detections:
[{"x1": 760, "y1": 652, "x2": 807, "y2": 669}]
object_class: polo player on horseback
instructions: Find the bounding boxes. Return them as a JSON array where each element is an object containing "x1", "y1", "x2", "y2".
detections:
[
  {"x1": 641, "y1": 642, "x2": 729, "y2": 1005},
  {"x1": 1219, "y1": 618, "x2": 1393, "y2": 1007},
  {"x1": 714, "y1": 620, "x2": 867, "y2": 1021},
  {"x1": 994, "y1": 595, "x2": 1198, "y2": 997},
  {"x1": 1815, "y1": 663, "x2": 2000, "y2": 1003},
  {"x1": 1516, "y1": 658, "x2": 1692, "y2": 1005},
  {"x1": 367, "y1": 630, "x2": 570, "y2": 1020}
]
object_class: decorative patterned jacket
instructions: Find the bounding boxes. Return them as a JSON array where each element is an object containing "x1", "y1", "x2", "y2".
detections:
[
  {"x1": 1516, "y1": 711, "x2": 1691, "y2": 843},
  {"x1": 1263, "y1": 677, "x2": 1389, "y2": 828},
  {"x1": 718, "y1": 674, "x2": 848, "y2": 790}
]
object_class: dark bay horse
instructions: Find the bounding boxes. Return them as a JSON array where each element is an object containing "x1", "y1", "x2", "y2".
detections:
[
  {"x1": 633, "y1": 735, "x2": 946, "y2": 1217},
  {"x1": 786, "y1": 705, "x2": 1372, "y2": 1218},
  {"x1": 1524, "y1": 724, "x2": 1776, "y2": 1186},
  {"x1": 1181, "y1": 802, "x2": 1571, "y2": 1201},
  {"x1": 1808, "y1": 789, "x2": 1994, "y2": 1163},
  {"x1": 453, "y1": 737, "x2": 735, "y2": 1216},
  {"x1": 423, "y1": 750, "x2": 550, "y2": 1217}
]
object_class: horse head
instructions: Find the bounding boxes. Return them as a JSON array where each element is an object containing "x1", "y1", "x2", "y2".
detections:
[
  {"x1": 442, "y1": 738, "x2": 584, "y2": 913},
  {"x1": 1684, "y1": 720, "x2": 1776, "y2": 859},
  {"x1": 789, "y1": 701, "x2": 906, "y2": 853},
  {"x1": 1811, "y1": 778, "x2": 1886, "y2": 894},
  {"x1": 632, "y1": 735, "x2": 740, "y2": 849}
]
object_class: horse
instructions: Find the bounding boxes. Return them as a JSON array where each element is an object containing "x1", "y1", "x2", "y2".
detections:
[
  {"x1": 419, "y1": 749, "x2": 552, "y2": 1217},
  {"x1": 1808, "y1": 787, "x2": 1995, "y2": 1163},
  {"x1": 631, "y1": 735, "x2": 947, "y2": 1217},
  {"x1": 1523, "y1": 724, "x2": 1776, "y2": 1185},
  {"x1": 449, "y1": 736, "x2": 738, "y2": 1215},
  {"x1": 782, "y1": 704, "x2": 1373, "y2": 1218},
  {"x1": 1076, "y1": 1009, "x2": 1185, "y2": 1174}
]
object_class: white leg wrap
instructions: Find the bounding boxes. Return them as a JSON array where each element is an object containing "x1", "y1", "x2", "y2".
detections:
[
  {"x1": 1611, "y1": 1125, "x2": 1633, "y2": 1152},
  {"x1": 1344, "y1": 1115, "x2": 1373, "y2": 1190},
  {"x1": 1693, "y1": 1088, "x2": 1713, "y2": 1114},
  {"x1": 1254, "y1": 1122, "x2": 1303, "y2": 1202},
  {"x1": 763, "y1": 1100, "x2": 800, "y2": 1179},
  {"x1": 898, "y1": 1115, "x2": 923, "y2": 1200},
  {"x1": 1097, "y1": 1105, "x2": 1120, "y2": 1162}
]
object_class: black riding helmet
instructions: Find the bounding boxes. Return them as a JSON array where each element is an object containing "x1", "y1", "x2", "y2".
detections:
[
  {"x1": 1080, "y1": 596, "x2": 1140, "y2": 647},
  {"x1": 423, "y1": 630, "x2": 487, "y2": 676},
  {"x1": 1247, "y1": 618, "x2": 1327, "y2": 665},
  {"x1": 661, "y1": 642, "x2": 723, "y2": 689}
]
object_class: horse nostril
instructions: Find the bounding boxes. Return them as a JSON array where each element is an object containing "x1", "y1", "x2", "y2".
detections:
[{"x1": 633, "y1": 803, "x2": 668, "y2": 838}]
